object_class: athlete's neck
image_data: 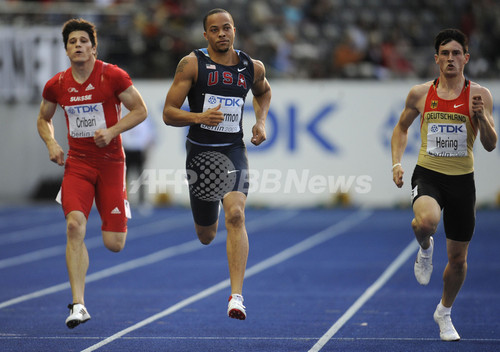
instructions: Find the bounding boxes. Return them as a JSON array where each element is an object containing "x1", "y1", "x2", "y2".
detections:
[
  {"x1": 207, "y1": 47, "x2": 239, "y2": 66},
  {"x1": 437, "y1": 74, "x2": 465, "y2": 98},
  {"x1": 71, "y1": 57, "x2": 96, "y2": 84}
]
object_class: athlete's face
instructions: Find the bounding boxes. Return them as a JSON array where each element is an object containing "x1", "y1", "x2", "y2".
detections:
[
  {"x1": 204, "y1": 12, "x2": 235, "y2": 53},
  {"x1": 66, "y1": 30, "x2": 96, "y2": 63},
  {"x1": 434, "y1": 40, "x2": 470, "y2": 78}
]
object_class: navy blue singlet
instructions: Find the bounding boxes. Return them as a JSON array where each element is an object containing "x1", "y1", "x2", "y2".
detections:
[{"x1": 186, "y1": 48, "x2": 254, "y2": 145}]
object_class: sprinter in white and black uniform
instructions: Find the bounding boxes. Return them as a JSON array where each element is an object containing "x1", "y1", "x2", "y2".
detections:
[
  {"x1": 391, "y1": 29, "x2": 497, "y2": 341},
  {"x1": 163, "y1": 8, "x2": 272, "y2": 321}
]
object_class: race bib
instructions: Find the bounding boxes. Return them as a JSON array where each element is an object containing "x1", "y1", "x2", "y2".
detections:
[
  {"x1": 66, "y1": 103, "x2": 106, "y2": 138},
  {"x1": 426, "y1": 123, "x2": 467, "y2": 157},
  {"x1": 200, "y1": 94, "x2": 243, "y2": 133}
]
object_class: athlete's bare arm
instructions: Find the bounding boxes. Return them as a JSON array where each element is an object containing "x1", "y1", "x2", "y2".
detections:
[
  {"x1": 37, "y1": 98, "x2": 65, "y2": 166},
  {"x1": 250, "y1": 59, "x2": 271, "y2": 146},
  {"x1": 163, "y1": 53, "x2": 224, "y2": 127},
  {"x1": 94, "y1": 85, "x2": 148, "y2": 148},
  {"x1": 391, "y1": 82, "x2": 430, "y2": 187},
  {"x1": 470, "y1": 84, "x2": 497, "y2": 152}
]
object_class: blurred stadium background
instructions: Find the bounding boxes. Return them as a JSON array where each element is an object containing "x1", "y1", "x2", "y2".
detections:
[{"x1": 1, "y1": 0, "x2": 499, "y2": 208}]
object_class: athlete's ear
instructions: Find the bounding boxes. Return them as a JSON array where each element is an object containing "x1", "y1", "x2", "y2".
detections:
[{"x1": 464, "y1": 52, "x2": 470, "y2": 64}]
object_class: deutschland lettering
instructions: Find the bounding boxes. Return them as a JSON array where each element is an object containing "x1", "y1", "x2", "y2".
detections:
[{"x1": 425, "y1": 112, "x2": 466, "y2": 122}]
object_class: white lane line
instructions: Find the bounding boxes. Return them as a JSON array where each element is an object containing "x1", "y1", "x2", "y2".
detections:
[
  {"x1": 80, "y1": 210, "x2": 373, "y2": 352},
  {"x1": 0, "y1": 214, "x2": 192, "y2": 269},
  {"x1": 0, "y1": 209, "x2": 187, "y2": 245},
  {"x1": 0, "y1": 210, "x2": 298, "y2": 309},
  {"x1": 307, "y1": 239, "x2": 419, "y2": 352},
  {"x1": 1, "y1": 336, "x2": 500, "y2": 343},
  {"x1": 0, "y1": 222, "x2": 67, "y2": 245}
]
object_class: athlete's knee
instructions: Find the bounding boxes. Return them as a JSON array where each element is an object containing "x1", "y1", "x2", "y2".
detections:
[
  {"x1": 102, "y1": 231, "x2": 127, "y2": 252},
  {"x1": 197, "y1": 229, "x2": 216, "y2": 245},
  {"x1": 412, "y1": 215, "x2": 438, "y2": 236},
  {"x1": 225, "y1": 205, "x2": 245, "y2": 229},
  {"x1": 66, "y1": 213, "x2": 86, "y2": 242},
  {"x1": 195, "y1": 224, "x2": 217, "y2": 245},
  {"x1": 105, "y1": 241, "x2": 125, "y2": 253},
  {"x1": 448, "y1": 251, "x2": 467, "y2": 272}
]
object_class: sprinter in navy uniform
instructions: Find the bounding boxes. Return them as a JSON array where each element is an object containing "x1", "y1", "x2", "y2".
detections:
[{"x1": 163, "y1": 8, "x2": 271, "y2": 320}]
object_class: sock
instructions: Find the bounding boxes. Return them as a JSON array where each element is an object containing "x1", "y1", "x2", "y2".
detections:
[
  {"x1": 437, "y1": 301, "x2": 452, "y2": 315},
  {"x1": 421, "y1": 246, "x2": 432, "y2": 256},
  {"x1": 231, "y1": 293, "x2": 243, "y2": 301},
  {"x1": 420, "y1": 240, "x2": 433, "y2": 256}
]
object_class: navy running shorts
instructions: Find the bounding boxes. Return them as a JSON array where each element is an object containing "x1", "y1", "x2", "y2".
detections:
[{"x1": 185, "y1": 139, "x2": 249, "y2": 226}]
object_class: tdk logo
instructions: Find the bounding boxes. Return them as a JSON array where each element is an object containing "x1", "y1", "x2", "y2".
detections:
[
  {"x1": 68, "y1": 105, "x2": 99, "y2": 114},
  {"x1": 430, "y1": 124, "x2": 464, "y2": 133},
  {"x1": 217, "y1": 97, "x2": 241, "y2": 107}
]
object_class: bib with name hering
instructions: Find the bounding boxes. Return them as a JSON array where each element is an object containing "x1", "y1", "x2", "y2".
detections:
[{"x1": 418, "y1": 78, "x2": 477, "y2": 175}]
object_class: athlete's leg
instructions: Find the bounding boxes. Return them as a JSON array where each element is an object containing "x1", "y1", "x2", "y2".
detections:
[
  {"x1": 194, "y1": 222, "x2": 218, "y2": 245},
  {"x1": 442, "y1": 239, "x2": 469, "y2": 307},
  {"x1": 95, "y1": 159, "x2": 129, "y2": 252},
  {"x1": 222, "y1": 191, "x2": 248, "y2": 295},
  {"x1": 189, "y1": 193, "x2": 220, "y2": 245},
  {"x1": 66, "y1": 210, "x2": 89, "y2": 305},
  {"x1": 412, "y1": 195, "x2": 441, "y2": 249},
  {"x1": 62, "y1": 158, "x2": 95, "y2": 306},
  {"x1": 102, "y1": 231, "x2": 127, "y2": 252}
]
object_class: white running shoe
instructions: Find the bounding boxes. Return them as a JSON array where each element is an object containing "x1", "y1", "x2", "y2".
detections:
[
  {"x1": 414, "y1": 236, "x2": 434, "y2": 285},
  {"x1": 434, "y1": 305, "x2": 460, "y2": 341},
  {"x1": 227, "y1": 294, "x2": 246, "y2": 320},
  {"x1": 65, "y1": 303, "x2": 91, "y2": 329}
]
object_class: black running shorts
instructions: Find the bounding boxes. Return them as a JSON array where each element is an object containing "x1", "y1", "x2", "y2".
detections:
[
  {"x1": 185, "y1": 140, "x2": 249, "y2": 226},
  {"x1": 411, "y1": 165, "x2": 476, "y2": 242}
]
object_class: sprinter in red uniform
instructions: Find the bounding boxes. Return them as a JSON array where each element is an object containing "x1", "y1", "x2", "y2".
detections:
[
  {"x1": 391, "y1": 29, "x2": 497, "y2": 341},
  {"x1": 37, "y1": 18, "x2": 148, "y2": 329}
]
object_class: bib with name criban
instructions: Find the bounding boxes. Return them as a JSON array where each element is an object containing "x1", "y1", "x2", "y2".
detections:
[{"x1": 66, "y1": 103, "x2": 106, "y2": 138}]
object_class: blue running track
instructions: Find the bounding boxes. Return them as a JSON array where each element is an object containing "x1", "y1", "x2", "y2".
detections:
[{"x1": 0, "y1": 204, "x2": 499, "y2": 351}]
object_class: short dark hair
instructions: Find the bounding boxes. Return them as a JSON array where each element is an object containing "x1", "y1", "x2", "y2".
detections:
[
  {"x1": 203, "y1": 8, "x2": 233, "y2": 31},
  {"x1": 62, "y1": 18, "x2": 97, "y2": 51},
  {"x1": 434, "y1": 28, "x2": 468, "y2": 54}
]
